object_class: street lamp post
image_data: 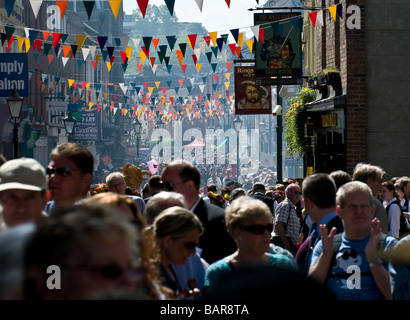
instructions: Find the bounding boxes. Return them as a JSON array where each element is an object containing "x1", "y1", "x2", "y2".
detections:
[
  {"x1": 132, "y1": 118, "x2": 141, "y2": 158},
  {"x1": 233, "y1": 116, "x2": 243, "y2": 182},
  {"x1": 6, "y1": 84, "x2": 24, "y2": 159},
  {"x1": 63, "y1": 110, "x2": 76, "y2": 141}
]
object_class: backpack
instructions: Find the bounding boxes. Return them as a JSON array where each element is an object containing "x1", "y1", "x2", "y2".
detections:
[
  {"x1": 327, "y1": 232, "x2": 387, "y2": 280},
  {"x1": 386, "y1": 200, "x2": 409, "y2": 238}
]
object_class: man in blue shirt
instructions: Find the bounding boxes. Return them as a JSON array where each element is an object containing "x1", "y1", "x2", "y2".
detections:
[{"x1": 308, "y1": 181, "x2": 402, "y2": 300}]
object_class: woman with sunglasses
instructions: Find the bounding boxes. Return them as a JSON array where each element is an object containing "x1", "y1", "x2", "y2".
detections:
[
  {"x1": 152, "y1": 206, "x2": 204, "y2": 299},
  {"x1": 204, "y1": 196, "x2": 296, "y2": 293}
]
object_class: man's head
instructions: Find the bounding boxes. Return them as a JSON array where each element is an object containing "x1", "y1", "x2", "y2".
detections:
[
  {"x1": 160, "y1": 160, "x2": 201, "y2": 208},
  {"x1": 352, "y1": 163, "x2": 385, "y2": 196},
  {"x1": 144, "y1": 191, "x2": 187, "y2": 225},
  {"x1": 23, "y1": 204, "x2": 141, "y2": 300},
  {"x1": 302, "y1": 173, "x2": 337, "y2": 223},
  {"x1": 336, "y1": 181, "x2": 375, "y2": 237},
  {"x1": 252, "y1": 182, "x2": 266, "y2": 194},
  {"x1": 285, "y1": 183, "x2": 302, "y2": 205},
  {"x1": 147, "y1": 175, "x2": 162, "y2": 196},
  {"x1": 242, "y1": 82, "x2": 266, "y2": 104},
  {"x1": 106, "y1": 172, "x2": 127, "y2": 195},
  {"x1": 0, "y1": 158, "x2": 47, "y2": 228},
  {"x1": 47, "y1": 142, "x2": 94, "y2": 208}
]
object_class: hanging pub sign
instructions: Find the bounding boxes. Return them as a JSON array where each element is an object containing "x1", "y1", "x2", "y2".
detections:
[
  {"x1": 234, "y1": 65, "x2": 272, "y2": 115},
  {"x1": 254, "y1": 13, "x2": 303, "y2": 83}
]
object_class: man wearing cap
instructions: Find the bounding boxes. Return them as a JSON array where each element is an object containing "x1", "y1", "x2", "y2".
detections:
[{"x1": 0, "y1": 158, "x2": 48, "y2": 230}]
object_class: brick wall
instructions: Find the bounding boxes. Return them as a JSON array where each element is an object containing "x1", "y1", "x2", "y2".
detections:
[{"x1": 345, "y1": 0, "x2": 366, "y2": 174}]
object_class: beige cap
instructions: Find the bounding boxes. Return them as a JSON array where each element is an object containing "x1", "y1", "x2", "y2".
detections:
[{"x1": 0, "y1": 158, "x2": 46, "y2": 192}]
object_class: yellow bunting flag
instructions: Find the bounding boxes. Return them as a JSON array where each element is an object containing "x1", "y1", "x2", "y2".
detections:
[
  {"x1": 155, "y1": 81, "x2": 161, "y2": 89},
  {"x1": 328, "y1": 5, "x2": 337, "y2": 21},
  {"x1": 95, "y1": 54, "x2": 102, "y2": 64},
  {"x1": 88, "y1": 102, "x2": 94, "y2": 110},
  {"x1": 139, "y1": 51, "x2": 146, "y2": 64},
  {"x1": 125, "y1": 46, "x2": 132, "y2": 60},
  {"x1": 109, "y1": 0, "x2": 122, "y2": 19},
  {"x1": 106, "y1": 62, "x2": 113, "y2": 71},
  {"x1": 195, "y1": 63, "x2": 202, "y2": 73},
  {"x1": 225, "y1": 72, "x2": 231, "y2": 80},
  {"x1": 245, "y1": 39, "x2": 253, "y2": 53},
  {"x1": 68, "y1": 79, "x2": 75, "y2": 87},
  {"x1": 76, "y1": 35, "x2": 87, "y2": 50},
  {"x1": 148, "y1": 87, "x2": 154, "y2": 95},
  {"x1": 238, "y1": 33, "x2": 244, "y2": 48},
  {"x1": 17, "y1": 36, "x2": 25, "y2": 52},
  {"x1": 208, "y1": 31, "x2": 217, "y2": 47},
  {"x1": 224, "y1": 81, "x2": 230, "y2": 90},
  {"x1": 24, "y1": 38, "x2": 30, "y2": 52}
]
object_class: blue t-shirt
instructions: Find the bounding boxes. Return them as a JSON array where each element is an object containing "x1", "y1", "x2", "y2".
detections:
[
  {"x1": 205, "y1": 252, "x2": 296, "y2": 288},
  {"x1": 310, "y1": 233, "x2": 397, "y2": 300}
]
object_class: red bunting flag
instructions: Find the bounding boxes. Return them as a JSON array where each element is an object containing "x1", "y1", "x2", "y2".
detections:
[
  {"x1": 137, "y1": 0, "x2": 149, "y2": 18},
  {"x1": 309, "y1": 11, "x2": 318, "y2": 27}
]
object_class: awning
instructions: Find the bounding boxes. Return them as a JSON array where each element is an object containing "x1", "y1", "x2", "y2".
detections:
[{"x1": 182, "y1": 137, "x2": 205, "y2": 149}]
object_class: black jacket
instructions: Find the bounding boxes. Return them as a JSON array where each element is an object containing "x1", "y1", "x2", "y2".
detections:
[{"x1": 193, "y1": 198, "x2": 237, "y2": 264}]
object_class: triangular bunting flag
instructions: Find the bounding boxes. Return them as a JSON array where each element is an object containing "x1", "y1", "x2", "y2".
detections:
[
  {"x1": 56, "y1": 1, "x2": 68, "y2": 19},
  {"x1": 166, "y1": 35, "x2": 176, "y2": 51},
  {"x1": 97, "y1": 36, "x2": 108, "y2": 51},
  {"x1": 328, "y1": 5, "x2": 337, "y2": 21},
  {"x1": 29, "y1": 0, "x2": 43, "y2": 18},
  {"x1": 83, "y1": 1, "x2": 96, "y2": 19},
  {"x1": 109, "y1": 0, "x2": 122, "y2": 19},
  {"x1": 164, "y1": 0, "x2": 175, "y2": 15},
  {"x1": 137, "y1": 0, "x2": 149, "y2": 18},
  {"x1": 309, "y1": 11, "x2": 318, "y2": 27},
  {"x1": 4, "y1": 0, "x2": 16, "y2": 17},
  {"x1": 195, "y1": 0, "x2": 203, "y2": 12}
]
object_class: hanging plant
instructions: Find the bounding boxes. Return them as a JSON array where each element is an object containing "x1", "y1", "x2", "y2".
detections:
[{"x1": 284, "y1": 87, "x2": 316, "y2": 159}]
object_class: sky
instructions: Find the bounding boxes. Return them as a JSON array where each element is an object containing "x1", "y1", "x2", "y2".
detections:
[{"x1": 122, "y1": 0, "x2": 258, "y2": 34}]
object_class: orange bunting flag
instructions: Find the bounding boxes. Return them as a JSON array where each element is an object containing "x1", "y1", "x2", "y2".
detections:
[
  {"x1": 56, "y1": 1, "x2": 68, "y2": 19},
  {"x1": 175, "y1": 50, "x2": 184, "y2": 66}
]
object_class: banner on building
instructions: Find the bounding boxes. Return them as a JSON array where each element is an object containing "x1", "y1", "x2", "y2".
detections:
[
  {"x1": 234, "y1": 65, "x2": 272, "y2": 115},
  {"x1": 72, "y1": 106, "x2": 100, "y2": 141},
  {"x1": 0, "y1": 53, "x2": 29, "y2": 97},
  {"x1": 254, "y1": 13, "x2": 303, "y2": 80},
  {"x1": 46, "y1": 101, "x2": 67, "y2": 112}
]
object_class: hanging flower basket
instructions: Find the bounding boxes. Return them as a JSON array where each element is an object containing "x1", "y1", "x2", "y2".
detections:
[{"x1": 284, "y1": 87, "x2": 316, "y2": 159}]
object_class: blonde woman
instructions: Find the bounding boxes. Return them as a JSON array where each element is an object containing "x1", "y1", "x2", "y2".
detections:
[{"x1": 204, "y1": 196, "x2": 296, "y2": 293}]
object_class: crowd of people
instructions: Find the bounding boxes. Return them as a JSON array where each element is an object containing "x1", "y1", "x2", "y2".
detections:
[{"x1": 1, "y1": 142, "x2": 410, "y2": 301}]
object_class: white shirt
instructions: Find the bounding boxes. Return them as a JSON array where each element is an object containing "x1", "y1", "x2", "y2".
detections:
[{"x1": 385, "y1": 198, "x2": 401, "y2": 239}]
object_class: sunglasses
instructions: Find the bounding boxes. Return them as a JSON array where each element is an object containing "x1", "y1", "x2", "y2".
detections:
[
  {"x1": 243, "y1": 223, "x2": 274, "y2": 235},
  {"x1": 46, "y1": 167, "x2": 72, "y2": 177},
  {"x1": 161, "y1": 180, "x2": 188, "y2": 191},
  {"x1": 183, "y1": 241, "x2": 197, "y2": 250}
]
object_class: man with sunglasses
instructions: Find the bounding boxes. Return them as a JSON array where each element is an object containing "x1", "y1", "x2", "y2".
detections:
[
  {"x1": 45, "y1": 142, "x2": 94, "y2": 216},
  {"x1": 161, "y1": 160, "x2": 237, "y2": 264},
  {"x1": 308, "y1": 181, "x2": 403, "y2": 300}
]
